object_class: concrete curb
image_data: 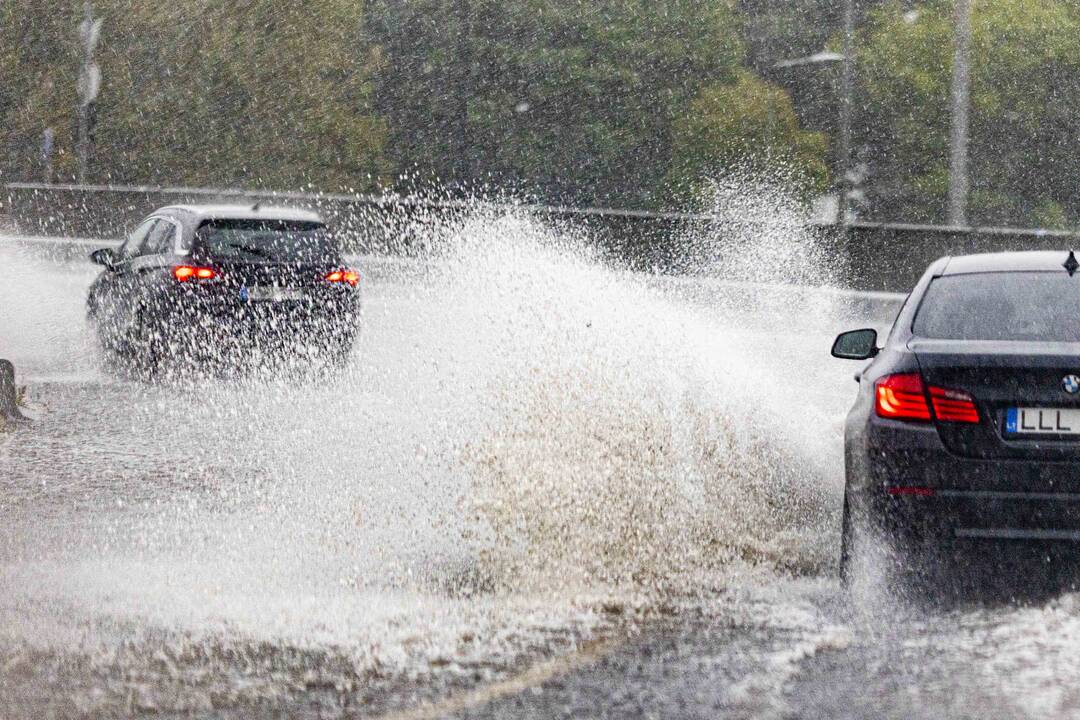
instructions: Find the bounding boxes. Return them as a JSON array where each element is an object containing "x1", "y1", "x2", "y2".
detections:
[{"x1": 0, "y1": 359, "x2": 30, "y2": 427}]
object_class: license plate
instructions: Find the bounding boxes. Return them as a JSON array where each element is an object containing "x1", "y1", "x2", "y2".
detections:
[
  {"x1": 1005, "y1": 408, "x2": 1080, "y2": 436},
  {"x1": 244, "y1": 286, "x2": 304, "y2": 302}
]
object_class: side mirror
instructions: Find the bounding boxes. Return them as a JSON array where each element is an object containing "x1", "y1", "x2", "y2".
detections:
[
  {"x1": 90, "y1": 247, "x2": 116, "y2": 269},
  {"x1": 832, "y1": 328, "x2": 879, "y2": 360}
]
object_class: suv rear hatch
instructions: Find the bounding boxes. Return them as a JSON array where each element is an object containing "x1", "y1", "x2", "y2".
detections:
[{"x1": 193, "y1": 218, "x2": 344, "y2": 297}]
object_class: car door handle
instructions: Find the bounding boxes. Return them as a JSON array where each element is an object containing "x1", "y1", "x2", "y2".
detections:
[{"x1": 854, "y1": 371, "x2": 862, "y2": 383}]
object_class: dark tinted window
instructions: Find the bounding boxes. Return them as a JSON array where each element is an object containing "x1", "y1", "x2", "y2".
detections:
[
  {"x1": 195, "y1": 219, "x2": 335, "y2": 261},
  {"x1": 140, "y1": 220, "x2": 175, "y2": 256},
  {"x1": 913, "y1": 273, "x2": 1080, "y2": 341},
  {"x1": 119, "y1": 218, "x2": 156, "y2": 257}
]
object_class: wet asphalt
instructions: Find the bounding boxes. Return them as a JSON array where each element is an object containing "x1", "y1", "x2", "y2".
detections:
[{"x1": 7, "y1": 239, "x2": 1080, "y2": 719}]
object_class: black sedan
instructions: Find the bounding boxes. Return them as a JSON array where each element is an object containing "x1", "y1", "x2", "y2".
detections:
[
  {"x1": 87, "y1": 204, "x2": 360, "y2": 374},
  {"x1": 833, "y1": 251, "x2": 1080, "y2": 586}
]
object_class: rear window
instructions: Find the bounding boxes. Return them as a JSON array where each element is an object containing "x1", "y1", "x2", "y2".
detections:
[
  {"x1": 194, "y1": 219, "x2": 336, "y2": 261},
  {"x1": 913, "y1": 272, "x2": 1080, "y2": 341}
]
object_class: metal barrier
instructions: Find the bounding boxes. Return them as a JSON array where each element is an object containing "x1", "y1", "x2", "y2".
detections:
[
  {"x1": 842, "y1": 222, "x2": 1080, "y2": 292},
  {"x1": 1, "y1": 181, "x2": 711, "y2": 274},
  {"x1": 7, "y1": 182, "x2": 1080, "y2": 292}
]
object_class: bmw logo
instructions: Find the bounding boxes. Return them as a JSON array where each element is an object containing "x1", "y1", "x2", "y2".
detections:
[{"x1": 1064, "y1": 375, "x2": 1080, "y2": 394}]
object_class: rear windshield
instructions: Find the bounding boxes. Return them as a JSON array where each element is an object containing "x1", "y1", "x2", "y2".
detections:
[
  {"x1": 913, "y1": 272, "x2": 1080, "y2": 341},
  {"x1": 194, "y1": 219, "x2": 336, "y2": 261}
]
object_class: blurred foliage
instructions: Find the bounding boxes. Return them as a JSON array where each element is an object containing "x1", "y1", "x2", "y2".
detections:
[
  {"x1": 2, "y1": 0, "x2": 389, "y2": 191},
  {"x1": 13, "y1": 0, "x2": 1080, "y2": 226},
  {"x1": 0, "y1": 1, "x2": 81, "y2": 181},
  {"x1": 668, "y1": 69, "x2": 829, "y2": 203},
  {"x1": 1, "y1": 0, "x2": 828, "y2": 208},
  {"x1": 366, "y1": 0, "x2": 799, "y2": 208},
  {"x1": 858, "y1": 0, "x2": 1080, "y2": 227},
  {"x1": 739, "y1": 0, "x2": 848, "y2": 75}
]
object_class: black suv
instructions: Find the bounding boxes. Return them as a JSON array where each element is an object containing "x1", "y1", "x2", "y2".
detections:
[{"x1": 87, "y1": 204, "x2": 360, "y2": 374}]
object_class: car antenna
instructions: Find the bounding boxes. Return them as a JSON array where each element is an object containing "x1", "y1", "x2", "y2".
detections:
[
  {"x1": 1066, "y1": 250, "x2": 1079, "y2": 276},
  {"x1": 251, "y1": 201, "x2": 261, "y2": 212}
]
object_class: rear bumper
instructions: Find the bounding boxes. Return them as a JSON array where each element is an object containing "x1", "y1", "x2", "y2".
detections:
[
  {"x1": 880, "y1": 490, "x2": 1080, "y2": 544},
  {"x1": 145, "y1": 294, "x2": 359, "y2": 354},
  {"x1": 849, "y1": 418, "x2": 1080, "y2": 543}
]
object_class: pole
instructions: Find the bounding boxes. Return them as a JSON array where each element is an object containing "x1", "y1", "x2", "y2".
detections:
[
  {"x1": 947, "y1": 0, "x2": 973, "y2": 226},
  {"x1": 42, "y1": 128, "x2": 55, "y2": 183},
  {"x1": 837, "y1": 0, "x2": 855, "y2": 226},
  {"x1": 76, "y1": 0, "x2": 92, "y2": 185},
  {"x1": 454, "y1": 0, "x2": 471, "y2": 189}
]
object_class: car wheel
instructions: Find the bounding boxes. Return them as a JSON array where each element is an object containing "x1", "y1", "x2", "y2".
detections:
[
  {"x1": 322, "y1": 332, "x2": 357, "y2": 369},
  {"x1": 839, "y1": 493, "x2": 854, "y2": 586},
  {"x1": 839, "y1": 489, "x2": 895, "y2": 592},
  {"x1": 126, "y1": 308, "x2": 165, "y2": 379}
]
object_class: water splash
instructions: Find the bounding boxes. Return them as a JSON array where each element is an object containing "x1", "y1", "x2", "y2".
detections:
[
  {"x1": 414, "y1": 208, "x2": 845, "y2": 598},
  {"x1": 672, "y1": 168, "x2": 842, "y2": 287},
  {"x1": 0, "y1": 243, "x2": 100, "y2": 379},
  {"x1": 0, "y1": 178, "x2": 878, "y2": 713}
]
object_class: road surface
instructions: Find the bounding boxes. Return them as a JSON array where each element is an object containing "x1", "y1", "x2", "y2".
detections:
[{"x1": 5, "y1": 226, "x2": 1078, "y2": 719}]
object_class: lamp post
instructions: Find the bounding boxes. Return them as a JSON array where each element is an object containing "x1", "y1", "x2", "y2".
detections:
[
  {"x1": 947, "y1": 0, "x2": 973, "y2": 226},
  {"x1": 76, "y1": 0, "x2": 102, "y2": 185},
  {"x1": 837, "y1": 0, "x2": 855, "y2": 227},
  {"x1": 774, "y1": 0, "x2": 856, "y2": 226},
  {"x1": 453, "y1": 0, "x2": 471, "y2": 189},
  {"x1": 774, "y1": 50, "x2": 849, "y2": 224}
]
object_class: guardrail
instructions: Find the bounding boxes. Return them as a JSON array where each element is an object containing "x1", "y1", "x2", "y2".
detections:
[
  {"x1": 7, "y1": 182, "x2": 1080, "y2": 292},
  {"x1": 2, "y1": 182, "x2": 701, "y2": 272}
]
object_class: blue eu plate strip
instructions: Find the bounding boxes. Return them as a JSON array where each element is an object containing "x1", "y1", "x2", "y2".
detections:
[{"x1": 1005, "y1": 407, "x2": 1018, "y2": 434}]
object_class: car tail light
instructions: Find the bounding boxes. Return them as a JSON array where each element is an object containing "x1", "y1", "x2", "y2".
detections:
[
  {"x1": 929, "y1": 386, "x2": 980, "y2": 423},
  {"x1": 173, "y1": 265, "x2": 216, "y2": 282},
  {"x1": 325, "y1": 269, "x2": 359, "y2": 287},
  {"x1": 875, "y1": 373, "x2": 980, "y2": 424},
  {"x1": 875, "y1": 373, "x2": 931, "y2": 421}
]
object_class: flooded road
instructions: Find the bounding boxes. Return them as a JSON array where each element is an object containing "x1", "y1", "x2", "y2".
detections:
[
  {"x1": 452, "y1": 579, "x2": 1080, "y2": 720},
  {"x1": 6, "y1": 219, "x2": 1080, "y2": 719}
]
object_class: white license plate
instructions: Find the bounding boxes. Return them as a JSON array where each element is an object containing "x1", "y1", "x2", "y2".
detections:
[
  {"x1": 247, "y1": 286, "x2": 304, "y2": 302},
  {"x1": 1005, "y1": 408, "x2": 1080, "y2": 436}
]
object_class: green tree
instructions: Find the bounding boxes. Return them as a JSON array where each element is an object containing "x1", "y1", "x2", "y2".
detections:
[
  {"x1": 0, "y1": 1, "x2": 82, "y2": 182},
  {"x1": 4, "y1": 1, "x2": 828, "y2": 207},
  {"x1": 739, "y1": 0, "x2": 849, "y2": 74},
  {"x1": 1, "y1": 0, "x2": 389, "y2": 190},
  {"x1": 368, "y1": 0, "x2": 825, "y2": 208},
  {"x1": 668, "y1": 69, "x2": 829, "y2": 202},
  {"x1": 857, "y1": 0, "x2": 1080, "y2": 227}
]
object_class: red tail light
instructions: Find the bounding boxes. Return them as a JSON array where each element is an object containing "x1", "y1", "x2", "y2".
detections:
[
  {"x1": 875, "y1": 373, "x2": 980, "y2": 424},
  {"x1": 875, "y1": 373, "x2": 931, "y2": 421},
  {"x1": 929, "y1": 386, "x2": 980, "y2": 423},
  {"x1": 325, "y1": 269, "x2": 359, "y2": 287},
  {"x1": 173, "y1": 265, "x2": 216, "y2": 282}
]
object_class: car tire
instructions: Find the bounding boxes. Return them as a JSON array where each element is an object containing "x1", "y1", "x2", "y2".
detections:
[
  {"x1": 839, "y1": 489, "x2": 895, "y2": 592},
  {"x1": 839, "y1": 493, "x2": 854, "y2": 587},
  {"x1": 126, "y1": 308, "x2": 165, "y2": 380},
  {"x1": 322, "y1": 331, "x2": 357, "y2": 370}
]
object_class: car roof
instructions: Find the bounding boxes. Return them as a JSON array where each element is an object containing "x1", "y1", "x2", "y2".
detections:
[
  {"x1": 157, "y1": 204, "x2": 324, "y2": 224},
  {"x1": 941, "y1": 251, "x2": 1077, "y2": 276}
]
